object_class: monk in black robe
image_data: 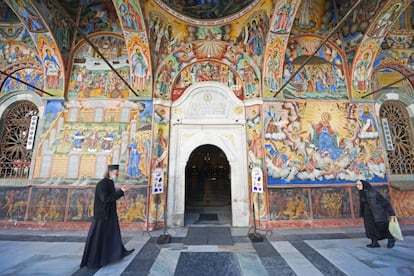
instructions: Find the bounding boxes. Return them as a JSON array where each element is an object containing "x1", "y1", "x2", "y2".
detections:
[
  {"x1": 80, "y1": 164, "x2": 134, "y2": 268},
  {"x1": 356, "y1": 180, "x2": 396, "y2": 248}
]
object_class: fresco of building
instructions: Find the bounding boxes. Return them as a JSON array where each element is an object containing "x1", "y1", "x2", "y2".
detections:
[{"x1": 0, "y1": 0, "x2": 413, "y2": 231}]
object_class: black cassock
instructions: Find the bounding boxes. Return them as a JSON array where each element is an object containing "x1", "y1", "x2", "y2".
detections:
[{"x1": 80, "y1": 176, "x2": 128, "y2": 268}]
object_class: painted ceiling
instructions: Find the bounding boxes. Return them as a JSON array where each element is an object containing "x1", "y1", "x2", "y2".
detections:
[{"x1": 0, "y1": 0, "x2": 413, "y2": 100}]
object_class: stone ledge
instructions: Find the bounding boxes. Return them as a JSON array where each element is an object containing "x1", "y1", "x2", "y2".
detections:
[{"x1": 390, "y1": 181, "x2": 414, "y2": 191}]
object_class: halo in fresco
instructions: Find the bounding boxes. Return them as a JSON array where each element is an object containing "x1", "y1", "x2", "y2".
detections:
[{"x1": 157, "y1": 0, "x2": 256, "y2": 20}]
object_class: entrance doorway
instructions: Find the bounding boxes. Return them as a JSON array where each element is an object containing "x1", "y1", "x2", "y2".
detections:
[
  {"x1": 167, "y1": 82, "x2": 249, "y2": 227},
  {"x1": 185, "y1": 144, "x2": 231, "y2": 225}
]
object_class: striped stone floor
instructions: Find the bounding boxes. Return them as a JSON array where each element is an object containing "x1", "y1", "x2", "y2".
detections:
[{"x1": 0, "y1": 224, "x2": 413, "y2": 276}]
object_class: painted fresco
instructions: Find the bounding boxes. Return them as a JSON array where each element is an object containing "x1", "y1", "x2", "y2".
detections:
[
  {"x1": 268, "y1": 188, "x2": 310, "y2": 220},
  {"x1": 265, "y1": 102, "x2": 387, "y2": 185},
  {"x1": 151, "y1": 105, "x2": 169, "y2": 172},
  {"x1": 0, "y1": 187, "x2": 29, "y2": 221},
  {"x1": 7, "y1": 0, "x2": 47, "y2": 33},
  {"x1": 51, "y1": 122, "x2": 128, "y2": 154},
  {"x1": 118, "y1": 187, "x2": 147, "y2": 222},
  {"x1": 147, "y1": 10, "x2": 185, "y2": 62},
  {"x1": 392, "y1": 189, "x2": 414, "y2": 217},
  {"x1": 77, "y1": 0, "x2": 122, "y2": 39},
  {"x1": 67, "y1": 188, "x2": 94, "y2": 222},
  {"x1": 375, "y1": 49, "x2": 414, "y2": 70},
  {"x1": 28, "y1": 188, "x2": 67, "y2": 222},
  {"x1": 115, "y1": 0, "x2": 144, "y2": 32},
  {"x1": 42, "y1": 100, "x2": 65, "y2": 134},
  {"x1": 126, "y1": 33, "x2": 151, "y2": 96},
  {"x1": 246, "y1": 105, "x2": 264, "y2": 169},
  {"x1": 0, "y1": 68, "x2": 43, "y2": 95},
  {"x1": 371, "y1": 49, "x2": 414, "y2": 94},
  {"x1": 0, "y1": 2, "x2": 19, "y2": 22},
  {"x1": 171, "y1": 61, "x2": 244, "y2": 101},
  {"x1": 32, "y1": 99, "x2": 152, "y2": 185},
  {"x1": 271, "y1": 0, "x2": 297, "y2": 34},
  {"x1": 351, "y1": 1, "x2": 408, "y2": 98},
  {"x1": 157, "y1": 43, "x2": 260, "y2": 100},
  {"x1": 234, "y1": 9, "x2": 268, "y2": 60},
  {"x1": 311, "y1": 187, "x2": 352, "y2": 219},
  {"x1": 339, "y1": 0, "x2": 387, "y2": 64},
  {"x1": 158, "y1": 0, "x2": 256, "y2": 20},
  {"x1": 368, "y1": 3, "x2": 402, "y2": 38},
  {"x1": 292, "y1": 0, "x2": 325, "y2": 33},
  {"x1": 39, "y1": 42, "x2": 63, "y2": 93},
  {"x1": 280, "y1": 36, "x2": 347, "y2": 100},
  {"x1": 67, "y1": 187, "x2": 147, "y2": 222},
  {"x1": 148, "y1": 193, "x2": 165, "y2": 225},
  {"x1": 31, "y1": 0, "x2": 74, "y2": 56},
  {"x1": 68, "y1": 35, "x2": 130, "y2": 99},
  {"x1": 0, "y1": 40, "x2": 40, "y2": 67},
  {"x1": 123, "y1": 101, "x2": 153, "y2": 180},
  {"x1": 252, "y1": 192, "x2": 267, "y2": 220},
  {"x1": 0, "y1": 186, "x2": 147, "y2": 224}
]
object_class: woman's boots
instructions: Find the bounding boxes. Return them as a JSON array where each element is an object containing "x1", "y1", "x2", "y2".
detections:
[{"x1": 387, "y1": 238, "x2": 395, "y2": 248}]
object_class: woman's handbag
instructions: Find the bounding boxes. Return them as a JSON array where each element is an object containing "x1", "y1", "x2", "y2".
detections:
[{"x1": 389, "y1": 216, "x2": 404, "y2": 241}]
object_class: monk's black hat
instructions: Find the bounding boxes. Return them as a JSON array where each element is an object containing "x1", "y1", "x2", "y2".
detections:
[{"x1": 108, "y1": 164, "x2": 119, "y2": 171}]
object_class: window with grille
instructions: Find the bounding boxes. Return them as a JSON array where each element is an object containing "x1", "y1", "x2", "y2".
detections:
[
  {"x1": 0, "y1": 101, "x2": 38, "y2": 178},
  {"x1": 379, "y1": 100, "x2": 414, "y2": 175}
]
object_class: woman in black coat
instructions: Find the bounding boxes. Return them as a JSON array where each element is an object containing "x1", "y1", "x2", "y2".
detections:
[
  {"x1": 356, "y1": 180, "x2": 396, "y2": 248},
  {"x1": 80, "y1": 164, "x2": 134, "y2": 268}
]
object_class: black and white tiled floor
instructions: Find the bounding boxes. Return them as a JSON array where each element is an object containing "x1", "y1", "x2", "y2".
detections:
[{"x1": 0, "y1": 225, "x2": 413, "y2": 276}]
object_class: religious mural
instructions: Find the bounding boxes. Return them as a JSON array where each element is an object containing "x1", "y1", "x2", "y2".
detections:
[
  {"x1": 268, "y1": 188, "x2": 310, "y2": 220},
  {"x1": 68, "y1": 187, "x2": 148, "y2": 223},
  {"x1": 28, "y1": 188, "x2": 67, "y2": 222},
  {"x1": 115, "y1": 0, "x2": 144, "y2": 32},
  {"x1": 157, "y1": 0, "x2": 257, "y2": 20},
  {"x1": 0, "y1": 68, "x2": 43, "y2": 95},
  {"x1": 68, "y1": 35, "x2": 131, "y2": 99},
  {"x1": 278, "y1": 36, "x2": 347, "y2": 99},
  {"x1": 264, "y1": 102, "x2": 387, "y2": 185},
  {"x1": 0, "y1": 2, "x2": 19, "y2": 22},
  {"x1": 67, "y1": 188, "x2": 95, "y2": 222},
  {"x1": 32, "y1": 99, "x2": 153, "y2": 186},
  {"x1": 392, "y1": 189, "x2": 414, "y2": 218},
  {"x1": 77, "y1": 0, "x2": 122, "y2": 38},
  {"x1": 0, "y1": 187, "x2": 29, "y2": 221},
  {"x1": 246, "y1": 105, "x2": 264, "y2": 169},
  {"x1": 311, "y1": 187, "x2": 351, "y2": 219},
  {"x1": 0, "y1": 39, "x2": 40, "y2": 68},
  {"x1": 148, "y1": 193, "x2": 165, "y2": 226},
  {"x1": 156, "y1": 45, "x2": 260, "y2": 100},
  {"x1": 118, "y1": 187, "x2": 147, "y2": 222},
  {"x1": 8, "y1": 0, "x2": 47, "y2": 33}
]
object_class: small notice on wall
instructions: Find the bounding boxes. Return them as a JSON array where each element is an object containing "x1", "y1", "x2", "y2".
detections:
[
  {"x1": 152, "y1": 168, "x2": 164, "y2": 194},
  {"x1": 252, "y1": 166, "x2": 263, "y2": 193}
]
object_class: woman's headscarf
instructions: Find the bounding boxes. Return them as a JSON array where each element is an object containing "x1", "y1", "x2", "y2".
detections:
[
  {"x1": 358, "y1": 180, "x2": 372, "y2": 202},
  {"x1": 360, "y1": 180, "x2": 372, "y2": 190}
]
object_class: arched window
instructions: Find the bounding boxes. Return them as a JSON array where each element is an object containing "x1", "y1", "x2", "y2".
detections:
[
  {"x1": 379, "y1": 100, "x2": 414, "y2": 174},
  {"x1": 0, "y1": 101, "x2": 38, "y2": 178}
]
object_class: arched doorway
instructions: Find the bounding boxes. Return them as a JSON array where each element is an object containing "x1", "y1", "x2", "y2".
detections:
[
  {"x1": 185, "y1": 144, "x2": 231, "y2": 225},
  {"x1": 167, "y1": 82, "x2": 250, "y2": 227}
]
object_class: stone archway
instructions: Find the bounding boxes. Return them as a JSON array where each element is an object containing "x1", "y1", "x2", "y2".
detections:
[{"x1": 167, "y1": 82, "x2": 249, "y2": 227}]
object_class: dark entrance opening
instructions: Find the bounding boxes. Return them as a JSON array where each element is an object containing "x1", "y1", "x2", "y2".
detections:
[{"x1": 185, "y1": 144, "x2": 231, "y2": 225}]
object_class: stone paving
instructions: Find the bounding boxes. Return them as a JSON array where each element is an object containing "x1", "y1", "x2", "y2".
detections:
[{"x1": 0, "y1": 224, "x2": 413, "y2": 276}]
